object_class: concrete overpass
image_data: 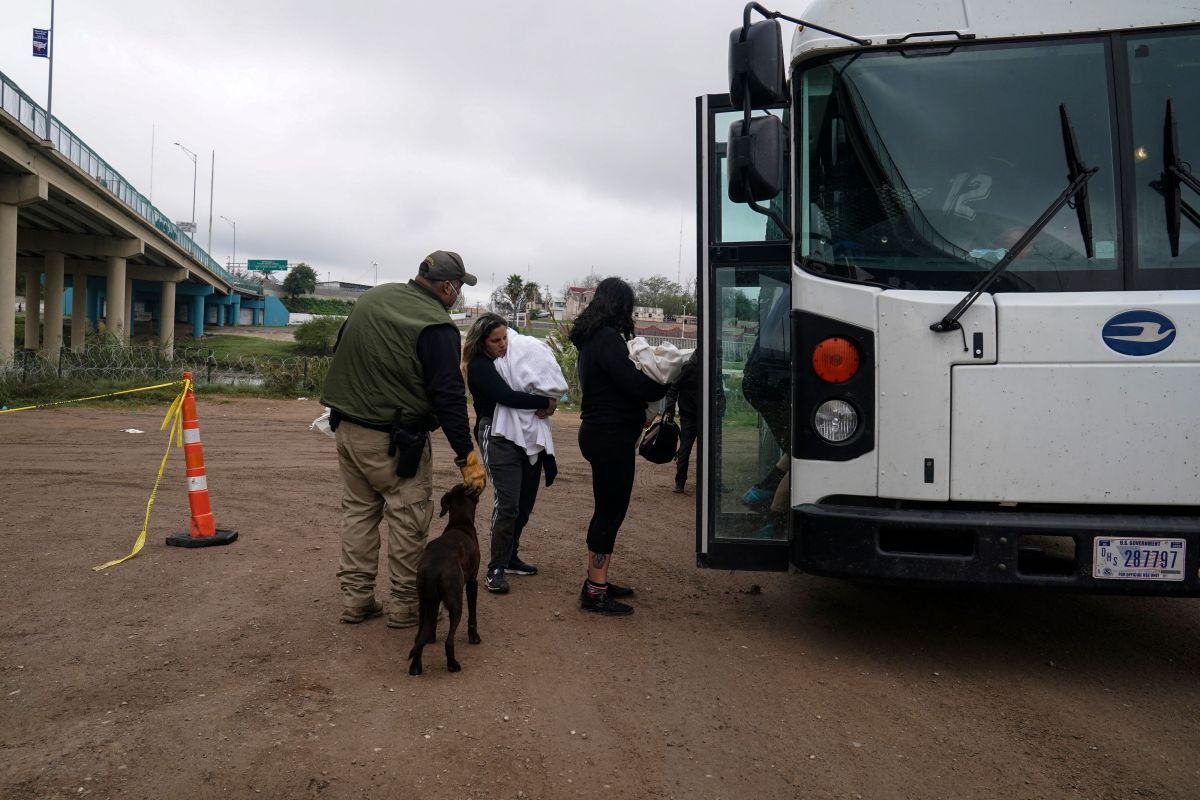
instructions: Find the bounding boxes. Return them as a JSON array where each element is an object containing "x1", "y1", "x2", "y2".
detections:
[{"x1": 0, "y1": 69, "x2": 272, "y2": 363}]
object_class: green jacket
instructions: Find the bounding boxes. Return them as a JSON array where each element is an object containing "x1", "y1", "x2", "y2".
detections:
[{"x1": 319, "y1": 280, "x2": 452, "y2": 430}]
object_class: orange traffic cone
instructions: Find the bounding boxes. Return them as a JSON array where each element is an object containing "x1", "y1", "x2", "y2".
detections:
[{"x1": 166, "y1": 371, "x2": 238, "y2": 549}]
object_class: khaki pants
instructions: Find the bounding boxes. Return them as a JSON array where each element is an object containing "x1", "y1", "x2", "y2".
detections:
[{"x1": 335, "y1": 422, "x2": 433, "y2": 615}]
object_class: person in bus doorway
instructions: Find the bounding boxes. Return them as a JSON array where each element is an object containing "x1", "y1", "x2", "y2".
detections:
[
  {"x1": 462, "y1": 313, "x2": 558, "y2": 594},
  {"x1": 740, "y1": 286, "x2": 791, "y2": 538},
  {"x1": 320, "y1": 250, "x2": 487, "y2": 628},
  {"x1": 664, "y1": 345, "x2": 723, "y2": 493},
  {"x1": 570, "y1": 277, "x2": 668, "y2": 616}
]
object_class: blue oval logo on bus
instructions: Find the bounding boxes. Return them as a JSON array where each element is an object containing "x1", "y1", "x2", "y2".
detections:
[{"x1": 1101, "y1": 310, "x2": 1176, "y2": 356}]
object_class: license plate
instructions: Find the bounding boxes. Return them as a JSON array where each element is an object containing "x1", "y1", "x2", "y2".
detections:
[{"x1": 1093, "y1": 537, "x2": 1186, "y2": 581}]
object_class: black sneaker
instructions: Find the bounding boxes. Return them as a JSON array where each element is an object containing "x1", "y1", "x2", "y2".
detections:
[
  {"x1": 505, "y1": 557, "x2": 538, "y2": 576},
  {"x1": 606, "y1": 581, "x2": 634, "y2": 598},
  {"x1": 578, "y1": 580, "x2": 634, "y2": 600},
  {"x1": 580, "y1": 585, "x2": 633, "y2": 616},
  {"x1": 484, "y1": 567, "x2": 509, "y2": 594},
  {"x1": 673, "y1": 482, "x2": 685, "y2": 493}
]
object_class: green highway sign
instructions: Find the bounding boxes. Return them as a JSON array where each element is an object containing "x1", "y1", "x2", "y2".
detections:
[{"x1": 247, "y1": 259, "x2": 289, "y2": 271}]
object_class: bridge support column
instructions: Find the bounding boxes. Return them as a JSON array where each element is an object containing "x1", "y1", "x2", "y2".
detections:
[
  {"x1": 160, "y1": 280, "x2": 176, "y2": 357},
  {"x1": 43, "y1": 253, "x2": 64, "y2": 362},
  {"x1": 105, "y1": 256, "x2": 127, "y2": 341},
  {"x1": 0, "y1": 203, "x2": 16, "y2": 363},
  {"x1": 192, "y1": 295, "x2": 205, "y2": 339},
  {"x1": 124, "y1": 276, "x2": 134, "y2": 342},
  {"x1": 23, "y1": 266, "x2": 42, "y2": 351},
  {"x1": 87, "y1": 281, "x2": 102, "y2": 331},
  {"x1": 71, "y1": 267, "x2": 88, "y2": 351}
]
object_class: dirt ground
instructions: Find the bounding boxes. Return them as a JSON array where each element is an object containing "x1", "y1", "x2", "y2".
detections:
[{"x1": 2, "y1": 398, "x2": 1199, "y2": 800}]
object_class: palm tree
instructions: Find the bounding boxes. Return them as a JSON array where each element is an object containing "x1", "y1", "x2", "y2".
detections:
[
  {"x1": 523, "y1": 282, "x2": 541, "y2": 318},
  {"x1": 502, "y1": 275, "x2": 525, "y2": 325}
]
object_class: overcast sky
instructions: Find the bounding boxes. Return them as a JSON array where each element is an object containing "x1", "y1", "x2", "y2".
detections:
[{"x1": 4, "y1": 1, "x2": 805, "y2": 305}]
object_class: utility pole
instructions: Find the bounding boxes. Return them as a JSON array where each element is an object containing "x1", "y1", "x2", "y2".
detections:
[
  {"x1": 676, "y1": 210, "x2": 684, "y2": 284},
  {"x1": 173, "y1": 142, "x2": 197, "y2": 237},
  {"x1": 44, "y1": 0, "x2": 55, "y2": 144},
  {"x1": 149, "y1": 124, "x2": 155, "y2": 202},
  {"x1": 219, "y1": 215, "x2": 236, "y2": 267},
  {"x1": 207, "y1": 150, "x2": 215, "y2": 254}
]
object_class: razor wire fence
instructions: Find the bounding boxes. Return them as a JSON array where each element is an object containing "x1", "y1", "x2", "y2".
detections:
[{"x1": 0, "y1": 344, "x2": 332, "y2": 401}]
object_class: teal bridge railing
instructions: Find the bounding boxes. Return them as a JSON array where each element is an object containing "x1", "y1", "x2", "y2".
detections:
[{"x1": 0, "y1": 70, "x2": 262, "y2": 295}]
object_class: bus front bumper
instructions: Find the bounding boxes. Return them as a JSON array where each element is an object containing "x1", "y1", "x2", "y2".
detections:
[{"x1": 793, "y1": 503, "x2": 1200, "y2": 595}]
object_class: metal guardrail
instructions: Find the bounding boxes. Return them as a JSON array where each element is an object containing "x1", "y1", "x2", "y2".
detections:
[{"x1": 0, "y1": 70, "x2": 262, "y2": 295}]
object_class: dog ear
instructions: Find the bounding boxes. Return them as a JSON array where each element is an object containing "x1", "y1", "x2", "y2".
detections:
[{"x1": 439, "y1": 491, "x2": 450, "y2": 518}]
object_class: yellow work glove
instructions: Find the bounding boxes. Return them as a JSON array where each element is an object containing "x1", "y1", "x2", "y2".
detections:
[{"x1": 459, "y1": 451, "x2": 486, "y2": 496}]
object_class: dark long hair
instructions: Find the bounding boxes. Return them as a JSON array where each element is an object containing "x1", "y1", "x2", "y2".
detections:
[
  {"x1": 569, "y1": 277, "x2": 635, "y2": 346},
  {"x1": 461, "y1": 312, "x2": 507, "y2": 378}
]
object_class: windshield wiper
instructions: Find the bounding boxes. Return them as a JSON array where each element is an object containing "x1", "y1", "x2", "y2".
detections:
[
  {"x1": 1163, "y1": 98, "x2": 1200, "y2": 257},
  {"x1": 931, "y1": 104, "x2": 1098, "y2": 334}
]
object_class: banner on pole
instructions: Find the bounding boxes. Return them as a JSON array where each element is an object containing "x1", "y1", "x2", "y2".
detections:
[{"x1": 32, "y1": 29, "x2": 49, "y2": 58}]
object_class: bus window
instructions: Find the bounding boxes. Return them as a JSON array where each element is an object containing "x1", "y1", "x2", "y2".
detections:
[
  {"x1": 712, "y1": 265, "x2": 790, "y2": 541},
  {"x1": 715, "y1": 109, "x2": 789, "y2": 243},
  {"x1": 1127, "y1": 30, "x2": 1200, "y2": 281}
]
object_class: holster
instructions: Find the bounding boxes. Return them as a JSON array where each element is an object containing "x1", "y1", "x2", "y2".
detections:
[{"x1": 388, "y1": 410, "x2": 428, "y2": 478}]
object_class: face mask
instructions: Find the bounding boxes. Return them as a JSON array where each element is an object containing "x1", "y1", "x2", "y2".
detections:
[{"x1": 444, "y1": 281, "x2": 460, "y2": 307}]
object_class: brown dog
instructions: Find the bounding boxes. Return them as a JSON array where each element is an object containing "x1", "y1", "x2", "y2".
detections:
[{"x1": 408, "y1": 484, "x2": 482, "y2": 675}]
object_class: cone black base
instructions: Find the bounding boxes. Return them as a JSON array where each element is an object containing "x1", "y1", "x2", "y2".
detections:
[{"x1": 166, "y1": 528, "x2": 238, "y2": 548}]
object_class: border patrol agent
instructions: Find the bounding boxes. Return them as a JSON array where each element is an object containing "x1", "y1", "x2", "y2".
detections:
[{"x1": 320, "y1": 250, "x2": 487, "y2": 628}]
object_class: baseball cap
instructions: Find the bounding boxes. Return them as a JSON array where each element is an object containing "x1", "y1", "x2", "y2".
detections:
[{"x1": 420, "y1": 250, "x2": 477, "y2": 286}]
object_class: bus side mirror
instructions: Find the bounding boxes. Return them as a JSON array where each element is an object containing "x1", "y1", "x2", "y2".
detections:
[
  {"x1": 727, "y1": 115, "x2": 784, "y2": 203},
  {"x1": 728, "y1": 19, "x2": 786, "y2": 108}
]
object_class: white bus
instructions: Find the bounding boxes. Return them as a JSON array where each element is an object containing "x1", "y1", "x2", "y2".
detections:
[{"x1": 697, "y1": 0, "x2": 1199, "y2": 593}]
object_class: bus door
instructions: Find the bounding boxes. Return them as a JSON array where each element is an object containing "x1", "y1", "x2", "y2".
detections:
[{"x1": 696, "y1": 93, "x2": 792, "y2": 571}]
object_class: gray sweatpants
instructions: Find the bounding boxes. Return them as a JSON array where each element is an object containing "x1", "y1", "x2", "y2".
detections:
[{"x1": 476, "y1": 418, "x2": 543, "y2": 573}]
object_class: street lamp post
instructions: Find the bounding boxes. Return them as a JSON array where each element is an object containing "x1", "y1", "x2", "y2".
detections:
[
  {"x1": 372, "y1": 260, "x2": 379, "y2": 286},
  {"x1": 207, "y1": 150, "x2": 215, "y2": 253},
  {"x1": 219, "y1": 215, "x2": 237, "y2": 268},
  {"x1": 173, "y1": 141, "x2": 197, "y2": 237}
]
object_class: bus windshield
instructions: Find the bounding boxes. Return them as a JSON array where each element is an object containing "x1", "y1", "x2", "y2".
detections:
[{"x1": 797, "y1": 39, "x2": 1121, "y2": 292}]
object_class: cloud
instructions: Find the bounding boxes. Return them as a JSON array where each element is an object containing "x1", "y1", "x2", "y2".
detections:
[{"x1": 4, "y1": 0, "x2": 784, "y2": 301}]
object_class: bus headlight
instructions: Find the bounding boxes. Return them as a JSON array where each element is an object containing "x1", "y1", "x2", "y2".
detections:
[{"x1": 814, "y1": 399, "x2": 858, "y2": 443}]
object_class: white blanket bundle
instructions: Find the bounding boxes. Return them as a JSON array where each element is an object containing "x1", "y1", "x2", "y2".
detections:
[
  {"x1": 490, "y1": 329, "x2": 568, "y2": 463},
  {"x1": 626, "y1": 337, "x2": 691, "y2": 385}
]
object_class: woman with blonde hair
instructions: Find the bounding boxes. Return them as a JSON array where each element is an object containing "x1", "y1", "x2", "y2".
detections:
[{"x1": 462, "y1": 313, "x2": 557, "y2": 593}]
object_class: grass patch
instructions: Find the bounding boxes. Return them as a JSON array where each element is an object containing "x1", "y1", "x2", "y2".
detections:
[
  {"x1": 173, "y1": 334, "x2": 298, "y2": 359},
  {"x1": 1, "y1": 377, "x2": 184, "y2": 411},
  {"x1": 1, "y1": 379, "x2": 304, "y2": 412}
]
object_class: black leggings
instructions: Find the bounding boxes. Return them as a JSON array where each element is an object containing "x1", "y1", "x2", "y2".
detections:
[{"x1": 578, "y1": 421, "x2": 641, "y2": 555}]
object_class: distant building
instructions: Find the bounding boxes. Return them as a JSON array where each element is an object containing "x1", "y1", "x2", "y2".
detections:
[
  {"x1": 314, "y1": 281, "x2": 372, "y2": 300},
  {"x1": 563, "y1": 286, "x2": 596, "y2": 321},
  {"x1": 633, "y1": 306, "x2": 664, "y2": 322}
]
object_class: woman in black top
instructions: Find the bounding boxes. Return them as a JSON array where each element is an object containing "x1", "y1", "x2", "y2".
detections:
[
  {"x1": 569, "y1": 278, "x2": 668, "y2": 616},
  {"x1": 462, "y1": 313, "x2": 556, "y2": 594}
]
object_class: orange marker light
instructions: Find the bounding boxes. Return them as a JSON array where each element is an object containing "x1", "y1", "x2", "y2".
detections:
[{"x1": 812, "y1": 337, "x2": 860, "y2": 383}]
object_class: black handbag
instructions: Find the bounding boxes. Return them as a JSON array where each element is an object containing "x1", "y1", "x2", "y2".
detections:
[{"x1": 639, "y1": 411, "x2": 680, "y2": 464}]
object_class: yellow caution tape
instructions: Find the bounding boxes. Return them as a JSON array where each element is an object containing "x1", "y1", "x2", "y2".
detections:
[
  {"x1": 0, "y1": 381, "x2": 182, "y2": 414},
  {"x1": 93, "y1": 379, "x2": 192, "y2": 571}
]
